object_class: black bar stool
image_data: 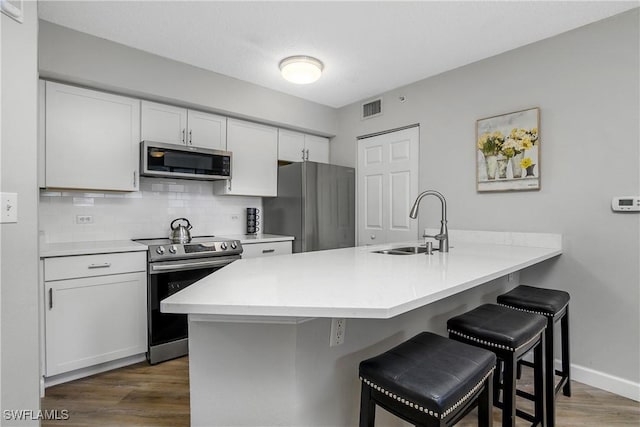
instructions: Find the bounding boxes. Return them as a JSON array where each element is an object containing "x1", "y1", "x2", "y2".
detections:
[
  {"x1": 447, "y1": 304, "x2": 547, "y2": 427},
  {"x1": 498, "y1": 285, "x2": 571, "y2": 427},
  {"x1": 359, "y1": 332, "x2": 496, "y2": 427}
]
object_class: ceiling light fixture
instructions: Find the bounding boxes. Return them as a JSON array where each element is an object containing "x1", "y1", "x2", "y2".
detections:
[{"x1": 279, "y1": 56, "x2": 324, "y2": 84}]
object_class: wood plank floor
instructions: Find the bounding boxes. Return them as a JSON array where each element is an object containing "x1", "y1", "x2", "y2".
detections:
[{"x1": 42, "y1": 356, "x2": 640, "y2": 426}]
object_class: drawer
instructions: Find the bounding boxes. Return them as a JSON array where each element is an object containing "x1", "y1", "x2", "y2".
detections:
[
  {"x1": 44, "y1": 251, "x2": 146, "y2": 281},
  {"x1": 241, "y1": 241, "x2": 292, "y2": 259}
]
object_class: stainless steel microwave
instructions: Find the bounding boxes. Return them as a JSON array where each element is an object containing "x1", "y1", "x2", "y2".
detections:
[{"x1": 141, "y1": 141, "x2": 231, "y2": 181}]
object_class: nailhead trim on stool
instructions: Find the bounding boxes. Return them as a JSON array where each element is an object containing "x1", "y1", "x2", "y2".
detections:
[
  {"x1": 360, "y1": 369, "x2": 494, "y2": 420},
  {"x1": 447, "y1": 304, "x2": 547, "y2": 427},
  {"x1": 447, "y1": 328, "x2": 545, "y2": 353},
  {"x1": 358, "y1": 332, "x2": 496, "y2": 427},
  {"x1": 497, "y1": 302, "x2": 568, "y2": 318}
]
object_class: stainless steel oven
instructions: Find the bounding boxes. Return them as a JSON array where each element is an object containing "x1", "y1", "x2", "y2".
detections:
[{"x1": 135, "y1": 236, "x2": 242, "y2": 364}]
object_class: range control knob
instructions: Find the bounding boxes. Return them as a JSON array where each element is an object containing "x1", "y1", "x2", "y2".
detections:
[
  {"x1": 220, "y1": 242, "x2": 228, "y2": 250},
  {"x1": 230, "y1": 241, "x2": 237, "y2": 250},
  {"x1": 169, "y1": 245, "x2": 177, "y2": 254},
  {"x1": 156, "y1": 246, "x2": 165, "y2": 255}
]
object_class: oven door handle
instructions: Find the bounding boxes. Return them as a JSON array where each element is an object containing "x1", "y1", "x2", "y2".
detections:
[{"x1": 150, "y1": 257, "x2": 238, "y2": 273}]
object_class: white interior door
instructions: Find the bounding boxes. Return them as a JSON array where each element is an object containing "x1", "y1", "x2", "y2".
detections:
[{"x1": 357, "y1": 127, "x2": 419, "y2": 246}]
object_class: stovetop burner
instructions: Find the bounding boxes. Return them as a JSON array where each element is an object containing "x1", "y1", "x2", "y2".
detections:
[
  {"x1": 134, "y1": 235, "x2": 220, "y2": 246},
  {"x1": 134, "y1": 235, "x2": 243, "y2": 262}
]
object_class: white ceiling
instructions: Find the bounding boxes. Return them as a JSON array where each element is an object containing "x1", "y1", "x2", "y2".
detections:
[{"x1": 38, "y1": 1, "x2": 639, "y2": 108}]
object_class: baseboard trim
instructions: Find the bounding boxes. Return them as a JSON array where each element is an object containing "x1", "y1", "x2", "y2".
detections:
[
  {"x1": 564, "y1": 361, "x2": 640, "y2": 402},
  {"x1": 44, "y1": 353, "x2": 146, "y2": 388}
]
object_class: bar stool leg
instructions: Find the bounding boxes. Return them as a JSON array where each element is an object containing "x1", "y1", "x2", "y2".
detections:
[
  {"x1": 561, "y1": 307, "x2": 571, "y2": 397},
  {"x1": 502, "y1": 356, "x2": 517, "y2": 427},
  {"x1": 478, "y1": 372, "x2": 494, "y2": 427},
  {"x1": 535, "y1": 331, "x2": 547, "y2": 427},
  {"x1": 544, "y1": 318, "x2": 555, "y2": 427},
  {"x1": 359, "y1": 382, "x2": 375, "y2": 427},
  {"x1": 494, "y1": 359, "x2": 502, "y2": 406}
]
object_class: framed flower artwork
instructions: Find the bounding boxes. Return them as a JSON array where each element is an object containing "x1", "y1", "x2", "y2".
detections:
[{"x1": 476, "y1": 107, "x2": 540, "y2": 192}]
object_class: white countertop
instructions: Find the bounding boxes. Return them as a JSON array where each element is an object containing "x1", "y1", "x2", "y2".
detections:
[
  {"x1": 220, "y1": 234, "x2": 295, "y2": 244},
  {"x1": 40, "y1": 240, "x2": 148, "y2": 258},
  {"x1": 161, "y1": 235, "x2": 562, "y2": 319}
]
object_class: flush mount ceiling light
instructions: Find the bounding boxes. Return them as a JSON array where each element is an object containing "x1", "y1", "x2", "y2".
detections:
[{"x1": 279, "y1": 56, "x2": 324, "y2": 84}]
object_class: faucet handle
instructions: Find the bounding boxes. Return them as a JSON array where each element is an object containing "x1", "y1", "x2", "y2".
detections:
[{"x1": 422, "y1": 233, "x2": 446, "y2": 241}]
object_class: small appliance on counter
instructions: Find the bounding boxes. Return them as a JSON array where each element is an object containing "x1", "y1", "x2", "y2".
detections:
[
  {"x1": 246, "y1": 208, "x2": 260, "y2": 234},
  {"x1": 170, "y1": 217, "x2": 193, "y2": 243},
  {"x1": 133, "y1": 234, "x2": 243, "y2": 364}
]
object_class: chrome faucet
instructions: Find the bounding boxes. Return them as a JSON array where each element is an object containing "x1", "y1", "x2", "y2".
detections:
[{"x1": 409, "y1": 190, "x2": 449, "y2": 252}]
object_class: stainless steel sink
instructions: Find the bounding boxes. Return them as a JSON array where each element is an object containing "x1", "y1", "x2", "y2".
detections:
[{"x1": 372, "y1": 246, "x2": 432, "y2": 255}]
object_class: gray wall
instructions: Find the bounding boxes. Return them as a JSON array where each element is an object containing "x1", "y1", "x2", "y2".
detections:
[
  {"x1": 38, "y1": 20, "x2": 337, "y2": 137},
  {"x1": 333, "y1": 9, "x2": 640, "y2": 393},
  {"x1": 1, "y1": 1, "x2": 40, "y2": 424}
]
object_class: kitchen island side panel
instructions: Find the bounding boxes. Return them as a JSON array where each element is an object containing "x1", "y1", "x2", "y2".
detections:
[{"x1": 188, "y1": 276, "x2": 514, "y2": 427}]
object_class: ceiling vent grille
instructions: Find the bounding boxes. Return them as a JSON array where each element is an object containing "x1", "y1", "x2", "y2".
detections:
[{"x1": 361, "y1": 98, "x2": 383, "y2": 120}]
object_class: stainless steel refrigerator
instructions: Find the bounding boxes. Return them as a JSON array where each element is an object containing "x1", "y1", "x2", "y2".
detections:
[{"x1": 263, "y1": 162, "x2": 355, "y2": 253}]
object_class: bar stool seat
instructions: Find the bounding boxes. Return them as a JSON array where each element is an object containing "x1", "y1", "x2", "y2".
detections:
[
  {"x1": 447, "y1": 304, "x2": 547, "y2": 427},
  {"x1": 498, "y1": 284, "x2": 569, "y2": 318},
  {"x1": 359, "y1": 332, "x2": 496, "y2": 427},
  {"x1": 498, "y1": 285, "x2": 571, "y2": 427}
]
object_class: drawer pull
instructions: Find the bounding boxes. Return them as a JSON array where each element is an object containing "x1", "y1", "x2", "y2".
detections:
[
  {"x1": 262, "y1": 249, "x2": 275, "y2": 254},
  {"x1": 88, "y1": 263, "x2": 112, "y2": 269}
]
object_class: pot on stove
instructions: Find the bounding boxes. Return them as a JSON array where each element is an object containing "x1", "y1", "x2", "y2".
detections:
[{"x1": 170, "y1": 218, "x2": 193, "y2": 243}]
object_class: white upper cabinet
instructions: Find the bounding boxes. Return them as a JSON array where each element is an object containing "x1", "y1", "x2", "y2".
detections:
[
  {"x1": 278, "y1": 129, "x2": 306, "y2": 162},
  {"x1": 304, "y1": 134, "x2": 330, "y2": 163},
  {"x1": 140, "y1": 101, "x2": 187, "y2": 145},
  {"x1": 214, "y1": 119, "x2": 278, "y2": 197},
  {"x1": 278, "y1": 129, "x2": 329, "y2": 163},
  {"x1": 44, "y1": 81, "x2": 140, "y2": 192},
  {"x1": 187, "y1": 110, "x2": 227, "y2": 151},
  {"x1": 141, "y1": 100, "x2": 227, "y2": 150}
]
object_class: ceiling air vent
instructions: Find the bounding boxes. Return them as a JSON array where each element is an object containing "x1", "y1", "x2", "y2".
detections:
[{"x1": 361, "y1": 98, "x2": 383, "y2": 120}]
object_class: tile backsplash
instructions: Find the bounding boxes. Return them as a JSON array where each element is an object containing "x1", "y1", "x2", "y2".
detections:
[{"x1": 39, "y1": 177, "x2": 262, "y2": 243}]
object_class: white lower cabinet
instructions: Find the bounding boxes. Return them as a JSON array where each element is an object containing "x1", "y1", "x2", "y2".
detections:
[
  {"x1": 43, "y1": 252, "x2": 147, "y2": 377},
  {"x1": 241, "y1": 241, "x2": 292, "y2": 259}
]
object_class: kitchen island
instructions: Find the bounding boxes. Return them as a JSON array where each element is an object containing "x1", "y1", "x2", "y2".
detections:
[{"x1": 162, "y1": 231, "x2": 561, "y2": 427}]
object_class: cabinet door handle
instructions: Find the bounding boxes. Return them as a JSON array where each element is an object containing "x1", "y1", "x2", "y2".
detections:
[
  {"x1": 305, "y1": 149, "x2": 310, "y2": 161},
  {"x1": 49, "y1": 288, "x2": 53, "y2": 310},
  {"x1": 88, "y1": 263, "x2": 111, "y2": 269},
  {"x1": 133, "y1": 171, "x2": 137, "y2": 188},
  {"x1": 189, "y1": 130, "x2": 193, "y2": 145},
  {"x1": 301, "y1": 148, "x2": 306, "y2": 161},
  {"x1": 262, "y1": 249, "x2": 275, "y2": 254},
  {"x1": 182, "y1": 129, "x2": 186, "y2": 143}
]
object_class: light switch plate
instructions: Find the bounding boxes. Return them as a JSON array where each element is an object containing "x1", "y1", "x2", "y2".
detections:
[{"x1": 0, "y1": 192, "x2": 18, "y2": 223}]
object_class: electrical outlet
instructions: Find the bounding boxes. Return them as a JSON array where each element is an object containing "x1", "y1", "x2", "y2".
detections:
[
  {"x1": 231, "y1": 214, "x2": 239, "y2": 221},
  {"x1": 0, "y1": 192, "x2": 18, "y2": 223},
  {"x1": 75, "y1": 215, "x2": 94, "y2": 224},
  {"x1": 330, "y1": 318, "x2": 346, "y2": 347}
]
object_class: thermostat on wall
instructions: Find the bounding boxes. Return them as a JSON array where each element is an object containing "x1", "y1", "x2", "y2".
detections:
[{"x1": 612, "y1": 196, "x2": 640, "y2": 212}]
